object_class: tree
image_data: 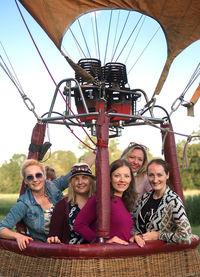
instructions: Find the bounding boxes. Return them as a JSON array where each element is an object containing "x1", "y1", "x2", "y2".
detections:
[
  {"x1": 0, "y1": 154, "x2": 26, "y2": 193},
  {"x1": 43, "y1": 150, "x2": 77, "y2": 177},
  {"x1": 176, "y1": 139, "x2": 200, "y2": 190}
]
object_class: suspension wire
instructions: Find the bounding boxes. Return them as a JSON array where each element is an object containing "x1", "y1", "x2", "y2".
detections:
[
  {"x1": 104, "y1": 10, "x2": 113, "y2": 65},
  {"x1": 115, "y1": 14, "x2": 144, "y2": 62},
  {"x1": 111, "y1": 10, "x2": 120, "y2": 61},
  {"x1": 0, "y1": 41, "x2": 24, "y2": 92},
  {"x1": 128, "y1": 26, "x2": 160, "y2": 74},
  {"x1": 124, "y1": 16, "x2": 146, "y2": 64},
  {"x1": 91, "y1": 13, "x2": 98, "y2": 58},
  {"x1": 0, "y1": 55, "x2": 39, "y2": 119},
  {"x1": 170, "y1": 62, "x2": 200, "y2": 116},
  {"x1": 182, "y1": 63, "x2": 200, "y2": 96},
  {"x1": 14, "y1": 0, "x2": 97, "y2": 149},
  {"x1": 0, "y1": 55, "x2": 19, "y2": 88},
  {"x1": 69, "y1": 28, "x2": 86, "y2": 58},
  {"x1": 111, "y1": 11, "x2": 131, "y2": 62},
  {"x1": 77, "y1": 19, "x2": 91, "y2": 57},
  {"x1": 94, "y1": 12, "x2": 101, "y2": 61},
  {"x1": 0, "y1": 56, "x2": 24, "y2": 94}
]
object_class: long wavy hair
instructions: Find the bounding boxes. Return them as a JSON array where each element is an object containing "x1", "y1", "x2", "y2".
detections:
[
  {"x1": 110, "y1": 159, "x2": 138, "y2": 212},
  {"x1": 68, "y1": 175, "x2": 96, "y2": 205},
  {"x1": 120, "y1": 144, "x2": 148, "y2": 175}
]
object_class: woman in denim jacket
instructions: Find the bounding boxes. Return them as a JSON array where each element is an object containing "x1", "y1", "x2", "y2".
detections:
[{"x1": 0, "y1": 159, "x2": 71, "y2": 251}]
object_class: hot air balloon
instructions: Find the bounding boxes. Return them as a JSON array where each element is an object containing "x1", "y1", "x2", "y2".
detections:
[{"x1": 0, "y1": 0, "x2": 200, "y2": 276}]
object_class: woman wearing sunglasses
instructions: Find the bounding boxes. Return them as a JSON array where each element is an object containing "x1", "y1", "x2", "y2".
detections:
[
  {"x1": 120, "y1": 142, "x2": 152, "y2": 205},
  {"x1": 47, "y1": 162, "x2": 96, "y2": 244},
  {"x1": 73, "y1": 159, "x2": 137, "y2": 245},
  {"x1": 0, "y1": 159, "x2": 72, "y2": 251}
]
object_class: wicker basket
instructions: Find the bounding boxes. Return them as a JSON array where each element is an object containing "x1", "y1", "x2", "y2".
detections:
[{"x1": 0, "y1": 240, "x2": 200, "y2": 277}]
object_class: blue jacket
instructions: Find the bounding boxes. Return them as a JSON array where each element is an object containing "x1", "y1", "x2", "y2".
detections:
[{"x1": 0, "y1": 172, "x2": 71, "y2": 242}]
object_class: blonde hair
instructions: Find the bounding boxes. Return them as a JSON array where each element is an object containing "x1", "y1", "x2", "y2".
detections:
[
  {"x1": 21, "y1": 159, "x2": 45, "y2": 179},
  {"x1": 120, "y1": 144, "x2": 148, "y2": 175},
  {"x1": 68, "y1": 175, "x2": 96, "y2": 205}
]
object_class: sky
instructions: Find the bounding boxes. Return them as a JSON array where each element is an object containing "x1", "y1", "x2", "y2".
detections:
[{"x1": 0, "y1": 0, "x2": 200, "y2": 166}]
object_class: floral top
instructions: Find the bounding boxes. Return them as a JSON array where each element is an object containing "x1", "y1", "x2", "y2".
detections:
[{"x1": 44, "y1": 204, "x2": 55, "y2": 235}]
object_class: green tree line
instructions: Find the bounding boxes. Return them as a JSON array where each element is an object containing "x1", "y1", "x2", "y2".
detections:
[{"x1": 0, "y1": 137, "x2": 200, "y2": 193}]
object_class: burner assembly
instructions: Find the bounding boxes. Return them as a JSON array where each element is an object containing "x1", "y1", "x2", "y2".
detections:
[{"x1": 74, "y1": 58, "x2": 141, "y2": 127}]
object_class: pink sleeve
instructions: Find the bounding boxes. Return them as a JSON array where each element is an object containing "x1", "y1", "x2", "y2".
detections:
[{"x1": 73, "y1": 194, "x2": 97, "y2": 242}]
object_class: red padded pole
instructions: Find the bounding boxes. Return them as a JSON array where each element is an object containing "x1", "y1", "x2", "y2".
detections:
[
  {"x1": 95, "y1": 110, "x2": 110, "y2": 240},
  {"x1": 161, "y1": 122, "x2": 185, "y2": 204}
]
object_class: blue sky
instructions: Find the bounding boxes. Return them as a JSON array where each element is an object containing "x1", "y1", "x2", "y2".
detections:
[{"x1": 0, "y1": 0, "x2": 200, "y2": 165}]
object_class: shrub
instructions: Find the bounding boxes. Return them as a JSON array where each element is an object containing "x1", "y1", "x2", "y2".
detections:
[{"x1": 185, "y1": 194, "x2": 200, "y2": 225}]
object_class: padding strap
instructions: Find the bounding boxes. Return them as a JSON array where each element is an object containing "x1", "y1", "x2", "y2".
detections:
[
  {"x1": 28, "y1": 143, "x2": 42, "y2": 153},
  {"x1": 39, "y1": 142, "x2": 52, "y2": 161}
]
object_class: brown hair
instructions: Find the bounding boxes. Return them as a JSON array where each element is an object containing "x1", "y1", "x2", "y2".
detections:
[
  {"x1": 68, "y1": 175, "x2": 96, "y2": 205},
  {"x1": 21, "y1": 159, "x2": 45, "y2": 179},
  {"x1": 120, "y1": 144, "x2": 148, "y2": 175},
  {"x1": 110, "y1": 159, "x2": 138, "y2": 212},
  {"x1": 147, "y1": 158, "x2": 171, "y2": 187},
  {"x1": 45, "y1": 166, "x2": 56, "y2": 181}
]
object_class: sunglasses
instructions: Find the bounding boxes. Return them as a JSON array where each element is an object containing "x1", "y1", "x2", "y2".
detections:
[
  {"x1": 128, "y1": 142, "x2": 148, "y2": 150},
  {"x1": 26, "y1": 172, "x2": 43, "y2": 182},
  {"x1": 71, "y1": 165, "x2": 91, "y2": 174}
]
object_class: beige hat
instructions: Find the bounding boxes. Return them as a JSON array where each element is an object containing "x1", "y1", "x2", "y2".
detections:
[{"x1": 68, "y1": 162, "x2": 95, "y2": 181}]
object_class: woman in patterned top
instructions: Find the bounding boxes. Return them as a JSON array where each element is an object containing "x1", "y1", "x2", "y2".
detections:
[
  {"x1": 47, "y1": 163, "x2": 96, "y2": 244},
  {"x1": 130, "y1": 158, "x2": 193, "y2": 247}
]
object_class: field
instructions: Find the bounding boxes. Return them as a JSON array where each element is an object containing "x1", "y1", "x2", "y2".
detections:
[{"x1": 183, "y1": 189, "x2": 200, "y2": 197}]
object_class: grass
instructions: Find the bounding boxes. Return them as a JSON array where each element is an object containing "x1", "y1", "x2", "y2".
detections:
[{"x1": 0, "y1": 193, "x2": 18, "y2": 219}]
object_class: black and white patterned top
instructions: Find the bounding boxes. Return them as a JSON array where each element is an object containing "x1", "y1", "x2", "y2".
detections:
[
  {"x1": 68, "y1": 203, "x2": 88, "y2": 245},
  {"x1": 132, "y1": 187, "x2": 193, "y2": 244}
]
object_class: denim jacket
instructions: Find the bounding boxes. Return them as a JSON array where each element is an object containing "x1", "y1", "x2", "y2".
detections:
[{"x1": 0, "y1": 172, "x2": 71, "y2": 242}]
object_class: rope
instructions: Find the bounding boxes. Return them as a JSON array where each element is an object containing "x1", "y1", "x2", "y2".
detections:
[
  {"x1": 63, "y1": 119, "x2": 96, "y2": 151},
  {"x1": 97, "y1": 138, "x2": 108, "y2": 148},
  {"x1": 137, "y1": 113, "x2": 200, "y2": 169},
  {"x1": 14, "y1": 0, "x2": 96, "y2": 151}
]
